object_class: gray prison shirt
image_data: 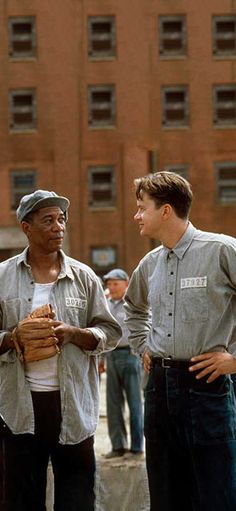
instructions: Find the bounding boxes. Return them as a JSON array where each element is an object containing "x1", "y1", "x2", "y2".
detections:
[
  {"x1": 0, "y1": 248, "x2": 121, "y2": 443},
  {"x1": 124, "y1": 222, "x2": 236, "y2": 360}
]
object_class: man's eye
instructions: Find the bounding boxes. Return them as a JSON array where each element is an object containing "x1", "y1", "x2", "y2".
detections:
[{"x1": 42, "y1": 218, "x2": 54, "y2": 226}]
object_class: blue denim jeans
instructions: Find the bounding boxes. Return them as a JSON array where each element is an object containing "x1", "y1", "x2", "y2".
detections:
[
  {"x1": 106, "y1": 348, "x2": 144, "y2": 452},
  {"x1": 145, "y1": 364, "x2": 236, "y2": 511},
  {"x1": 0, "y1": 391, "x2": 95, "y2": 511}
]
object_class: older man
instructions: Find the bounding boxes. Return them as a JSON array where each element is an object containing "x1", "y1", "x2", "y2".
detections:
[
  {"x1": 0, "y1": 190, "x2": 121, "y2": 511},
  {"x1": 103, "y1": 268, "x2": 143, "y2": 460}
]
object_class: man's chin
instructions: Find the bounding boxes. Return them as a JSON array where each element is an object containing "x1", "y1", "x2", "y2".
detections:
[
  {"x1": 50, "y1": 239, "x2": 63, "y2": 249},
  {"x1": 139, "y1": 229, "x2": 148, "y2": 237}
]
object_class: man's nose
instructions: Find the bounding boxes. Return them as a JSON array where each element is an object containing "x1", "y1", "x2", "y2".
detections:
[
  {"x1": 53, "y1": 219, "x2": 64, "y2": 230},
  {"x1": 134, "y1": 211, "x2": 140, "y2": 221}
]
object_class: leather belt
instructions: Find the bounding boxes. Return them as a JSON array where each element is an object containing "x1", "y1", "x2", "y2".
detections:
[
  {"x1": 115, "y1": 346, "x2": 130, "y2": 350},
  {"x1": 152, "y1": 357, "x2": 191, "y2": 370}
]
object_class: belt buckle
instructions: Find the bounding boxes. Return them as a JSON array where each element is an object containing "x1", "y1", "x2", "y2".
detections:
[{"x1": 162, "y1": 357, "x2": 172, "y2": 368}]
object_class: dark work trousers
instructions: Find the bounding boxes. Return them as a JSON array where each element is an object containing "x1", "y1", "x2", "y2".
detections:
[
  {"x1": 144, "y1": 364, "x2": 236, "y2": 511},
  {"x1": 0, "y1": 391, "x2": 96, "y2": 511}
]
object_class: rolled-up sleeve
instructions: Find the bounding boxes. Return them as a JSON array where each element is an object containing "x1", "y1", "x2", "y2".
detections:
[{"x1": 84, "y1": 277, "x2": 122, "y2": 355}]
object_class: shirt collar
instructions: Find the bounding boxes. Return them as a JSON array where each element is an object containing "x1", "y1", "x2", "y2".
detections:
[
  {"x1": 110, "y1": 297, "x2": 124, "y2": 305},
  {"x1": 17, "y1": 247, "x2": 30, "y2": 267},
  {"x1": 165, "y1": 222, "x2": 197, "y2": 260},
  {"x1": 58, "y1": 251, "x2": 74, "y2": 280}
]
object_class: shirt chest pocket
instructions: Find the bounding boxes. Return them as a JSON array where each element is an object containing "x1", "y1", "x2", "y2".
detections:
[{"x1": 181, "y1": 288, "x2": 208, "y2": 323}]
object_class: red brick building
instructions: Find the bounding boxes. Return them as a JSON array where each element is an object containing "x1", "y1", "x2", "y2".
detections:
[{"x1": 0, "y1": 0, "x2": 236, "y2": 275}]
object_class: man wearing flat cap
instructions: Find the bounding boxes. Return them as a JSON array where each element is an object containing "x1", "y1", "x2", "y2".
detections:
[
  {"x1": 103, "y1": 268, "x2": 144, "y2": 460},
  {"x1": 0, "y1": 190, "x2": 121, "y2": 511}
]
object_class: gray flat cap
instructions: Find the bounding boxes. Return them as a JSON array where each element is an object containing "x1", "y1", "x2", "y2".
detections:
[
  {"x1": 103, "y1": 268, "x2": 129, "y2": 281},
  {"x1": 16, "y1": 189, "x2": 70, "y2": 222}
]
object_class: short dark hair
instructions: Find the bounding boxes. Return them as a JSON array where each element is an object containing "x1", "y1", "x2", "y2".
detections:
[{"x1": 134, "y1": 171, "x2": 193, "y2": 219}]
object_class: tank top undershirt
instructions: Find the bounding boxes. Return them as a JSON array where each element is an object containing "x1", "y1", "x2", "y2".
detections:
[{"x1": 25, "y1": 282, "x2": 60, "y2": 392}]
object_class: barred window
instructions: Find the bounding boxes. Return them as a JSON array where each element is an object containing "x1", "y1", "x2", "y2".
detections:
[
  {"x1": 215, "y1": 162, "x2": 236, "y2": 203},
  {"x1": 10, "y1": 169, "x2": 36, "y2": 209},
  {"x1": 162, "y1": 86, "x2": 189, "y2": 127},
  {"x1": 213, "y1": 85, "x2": 236, "y2": 126},
  {"x1": 88, "y1": 166, "x2": 116, "y2": 207},
  {"x1": 88, "y1": 85, "x2": 116, "y2": 127},
  {"x1": 8, "y1": 17, "x2": 36, "y2": 58},
  {"x1": 9, "y1": 89, "x2": 37, "y2": 131},
  {"x1": 212, "y1": 16, "x2": 236, "y2": 56},
  {"x1": 88, "y1": 16, "x2": 116, "y2": 58},
  {"x1": 159, "y1": 15, "x2": 187, "y2": 56}
]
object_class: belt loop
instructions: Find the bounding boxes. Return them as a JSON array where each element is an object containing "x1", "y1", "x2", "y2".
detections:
[{"x1": 161, "y1": 357, "x2": 172, "y2": 368}]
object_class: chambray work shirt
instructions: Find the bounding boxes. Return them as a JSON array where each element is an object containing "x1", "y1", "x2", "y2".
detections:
[
  {"x1": 108, "y1": 298, "x2": 130, "y2": 348},
  {"x1": 124, "y1": 223, "x2": 236, "y2": 360},
  {"x1": 0, "y1": 248, "x2": 121, "y2": 444}
]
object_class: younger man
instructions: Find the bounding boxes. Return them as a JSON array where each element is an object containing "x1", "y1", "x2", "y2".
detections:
[{"x1": 125, "y1": 171, "x2": 236, "y2": 511}]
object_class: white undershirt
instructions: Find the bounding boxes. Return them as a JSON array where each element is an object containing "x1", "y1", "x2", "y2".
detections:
[{"x1": 25, "y1": 282, "x2": 60, "y2": 392}]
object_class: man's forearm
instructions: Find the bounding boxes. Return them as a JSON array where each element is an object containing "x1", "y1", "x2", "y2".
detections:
[
  {"x1": 70, "y1": 327, "x2": 99, "y2": 350},
  {"x1": 0, "y1": 332, "x2": 14, "y2": 355}
]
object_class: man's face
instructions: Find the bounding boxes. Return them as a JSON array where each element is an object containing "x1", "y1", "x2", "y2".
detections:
[
  {"x1": 134, "y1": 192, "x2": 163, "y2": 239},
  {"x1": 22, "y1": 206, "x2": 66, "y2": 254},
  {"x1": 106, "y1": 279, "x2": 128, "y2": 301}
]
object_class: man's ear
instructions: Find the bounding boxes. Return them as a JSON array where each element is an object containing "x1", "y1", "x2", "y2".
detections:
[
  {"x1": 21, "y1": 221, "x2": 31, "y2": 238},
  {"x1": 162, "y1": 203, "x2": 172, "y2": 220}
]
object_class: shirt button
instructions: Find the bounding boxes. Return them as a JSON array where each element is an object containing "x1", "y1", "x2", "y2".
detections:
[
  {"x1": 169, "y1": 292, "x2": 173, "y2": 295},
  {"x1": 170, "y1": 272, "x2": 174, "y2": 275},
  {"x1": 167, "y1": 334, "x2": 171, "y2": 337},
  {"x1": 168, "y1": 313, "x2": 172, "y2": 316},
  {"x1": 28, "y1": 298, "x2": 32, "y2": 302}
]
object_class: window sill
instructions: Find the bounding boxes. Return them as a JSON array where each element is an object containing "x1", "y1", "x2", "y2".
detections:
[
  {"x1": 162, "y1": 125, "x2": 189, "y2": 131},
  {"x1": 9, "y1": 128, "x2": 37, "y2": 134},
  {"x1": 89, "y1": 206, "x2": 116, "y2": 211},
  {"x1": 88, "y1": 56, "x2": 116, "y2": 62},
  {"x1": 159, "y1": 54, "x2": 187, "y2": 60},
  {"x1": 9, "y1": 57, "x2": 37, "y2": 62},
  {"x1": 213, "y1": 124, "x2": 236, "y2": 129},
  {"x1": 213, "y1": 55, "x2": 236, "y2": 60},
  {"x1": 88, "y1": 125, "x2": 116, "y2": 131}
]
